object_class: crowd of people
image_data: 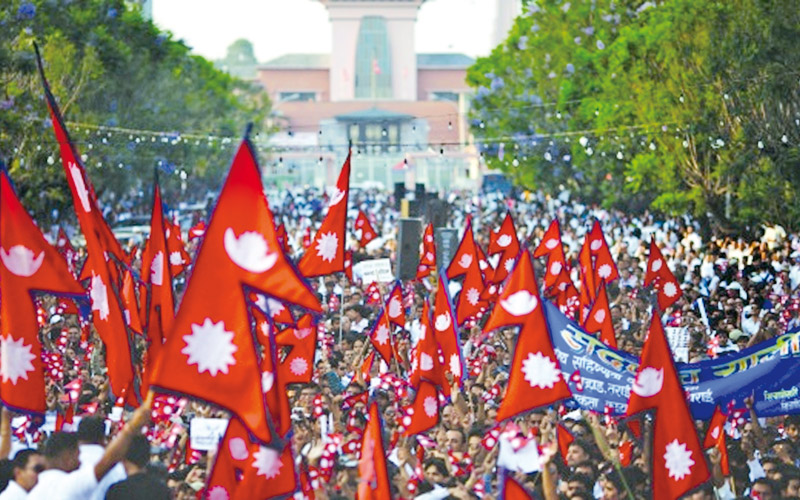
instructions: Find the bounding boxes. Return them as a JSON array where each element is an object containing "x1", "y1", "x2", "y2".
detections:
[{"x1": 1, "y1": 186, "x2": 799, "y2": 499}]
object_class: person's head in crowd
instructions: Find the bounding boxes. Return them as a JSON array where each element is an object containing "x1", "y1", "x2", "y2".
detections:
[
  {"x1": 9, "y1": 449, "x2": 44, "y2": 492},
  {"x1": 772, "y1": 438, "x2": 797, "y2": 465},
  {"x1": 0, "y1": 458, "x2": 12, "y2": 492},
  {"x1": 445, "y1": 428, "x2": 466, "y2": 454},
  {"x1": 786, "y1": 415, "x2": 800, "y2": 444},
  {"x1": 422, "y1": 457, "x2": 448, "y2": 486},
  {"x1": 682, "y1": 482, "x2": 715, "y2": 500},
  {"x1": 120, "y1": 434, "x2": 150, "y2": 475},
  {"x1": 780, "y1": 466, "x2": 800, "y2": 498},
  {"x1": 43, "y1": 432, "x2": 81, "y2": 472},
  {"x1": 77, "y1": 415, "x2": 107, "y2": 445},
  {"x1": 566, "y1": 439, "x2": 595, "y2": 468},
  {"x1": 751, "y1": 477, "x2": 779, "y2": 500},
  {"x1": 565, "y1": 472, "x2": 594, "y2": 498}
]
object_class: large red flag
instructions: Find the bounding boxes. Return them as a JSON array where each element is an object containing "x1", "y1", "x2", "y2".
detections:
[
  {"x1": 149, "y1": 138, "x2": 321, "y2": 444},
  {"x1": 534, "y1": 219, "x2": 567, "y2": 290},
  {"x1": 358, "y1": 403, "x2": 392, "y2": 500},
  {"x1": 483, "y1": 249, "x2": 571, "y2": 422},
  {"x1": 402, "y1": 381, "x2": 439, "y2": 436},
  {"x1": 275, "y1": 314, "x2": 317, "y2": 385},
  {"x1": 502, "y1": 475, "x2": 532, "y2": 500},
  {"x1": 37, "y1": 54, "x2": 136, "y2": 403},
  {"x1": 582, "y1": 281, "x2": 617, "y2": 348},
  {"x1": 355, "y1": 210, "x2": 378, "y2": 247},
  {"x1": 298, "y1": 153, "x2": 351, "y2": 277},
  {"x1": 587, "y1": 220, "x2": 619, "y2": 284},
  {"x1": 0, "y1": 170, "x2": 85, "y2": 413},
  {"x1": 626, "y1": 314, "x2": 709, "y2": 500},
  {"x1": 141, "y1": 182, "x2": 175, "y2": 374},
  {"x1": 433, "y1": 274, "x2": 464, "y2": 385},
  {"x1": 445, "y1": 218, "x2": 486, "y2": 323},
  {"x1": 446, "y1": 216, "x2": 478, "y2": 280},
  {"x1": 488, "y1": 212, "x2": 521, "y2": 284},
  {"x1": 416, "y1": 223, "x2": 436, "y2": 280},
  {"x1": 368, "y1": 309, "x2": 394, "y2": 365},
  {"x1": 644, "y1": 237, "x2": 683, "y2": 310},
  {"x1": 702, "y1": 406, "x2": 727, "y2": 450},
  {"x1": 409, "y1": 301, "x2": 449, "y2": 397},
  {"x1": 165, "y1": 218, "x2": 191, "y2": 277},
  {"x1": 386, "y1": 282, "x2": 406, "y2": 328}
]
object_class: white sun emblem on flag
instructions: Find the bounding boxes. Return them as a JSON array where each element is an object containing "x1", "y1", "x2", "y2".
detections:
[
  {"x1": 521, "y1": 352, "x2": 561, "y2": 389},
  {"x1": 597, "y1": 264, "x2": 612, "y2": 279},
  {"x1": 420, "y1": 352, "x2": 434, "y2": 371},
  {"x1": 90, "y1": 274, "x2": 110, "y2": 321},
  {"x1": 206, "y1": 486, "x2": 230, "y2": 500},
  {"x1": 290, "y1": 357, "x2": 309, "y2": 376},
  {"x1": 388, "y1": 296, "x2": 402, "y2": 318},
  {"x1": 663, "y1": 439, "x2": 694, "y2": 481},
  {"x1": 410, "y1": 355, "x2": 418, "y2": 373},
  {"x1": 316, "y1": 232, "x2": 339, "y2": 262},
  {"x1": 252, "y1": 446, "x2": 283, "y2": 479},
  {"x1": 449, "y1": 354, "x2": 462, "y2": 377},
  {"x1": 466, "y1": 287, "x2": 480, "y2": 306},
  {"x1": 504, "y1": 258, "x2": 515, "y2": 272},
  {"x1": 169, "y1": 251, "x2": 183, "y2": 266},
  {"x1": 663, "y1": 282, "x2": 678, "y2": 297},
  {"x1": 374, "y1": 324, "x2": 390, "y2": 345},
  {"x1": 150, "y1": 251, "x2": 164, "y2": 286},
  {"x1": 423, "y1": 396, "x2": 438, "y2": 417},
  {"x1": 267, "y1": 298, "x2": 285, "y2": 318},
  {"x1": 181, "y1": 318, "x2": 237, "y2": 376},
  {"x1": 261, "y1": 371, "x2": 274, "y2": 393},
  {"x1": 0, "y1": 336, "x2": 36, "y2": 385}
]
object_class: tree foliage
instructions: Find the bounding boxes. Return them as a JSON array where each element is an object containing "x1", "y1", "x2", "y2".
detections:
[
  {"x1": 0, "y1": 0, "x2": 270, "y2": 222},
  {"x1": 468, "y1": 0, "x2": 800, "y2": 232}
]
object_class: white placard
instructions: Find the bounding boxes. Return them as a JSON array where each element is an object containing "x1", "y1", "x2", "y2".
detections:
[
  {"x1": 352, "y1": 258, "x2": 394, "y2": 284},
  {"x1": 189, "y1": 418, "x2": 228, "y2": 451},
  {"x1": 665, "y1": 326, "x2": 690, "y2": 363}
]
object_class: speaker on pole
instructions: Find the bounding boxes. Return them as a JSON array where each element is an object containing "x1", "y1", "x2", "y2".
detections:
[
  {"x1": 396, "y1": 218, "x2": 422, "y2": 280},
  {"x1": 435, "y1": 227, "x2": 459, "y2": 272},
  {"x1": 394, "y1": 182, "x2": 406, "y2": 210}
]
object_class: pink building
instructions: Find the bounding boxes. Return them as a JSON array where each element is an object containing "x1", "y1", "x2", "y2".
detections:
[{"x1": 257, "y1": 0, "x2": 479, "y2": 191}]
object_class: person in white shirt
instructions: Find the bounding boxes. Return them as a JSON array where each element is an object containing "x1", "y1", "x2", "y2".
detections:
[
  {"x1": 76, "y1": 416, "x2": 126, "y2": 500},
  {"x1": 0, "y1": 449, "x2": 44, "y2": 500},
  {"x1": 27, "y1": 398, "x2": 151, "y2": 500}
]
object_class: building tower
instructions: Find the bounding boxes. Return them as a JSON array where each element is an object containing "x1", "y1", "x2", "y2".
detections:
[
  {"x1": 318, "y1": 0, "x2": 426, "y2": 102},
  {"x1": 492, "y1": 0, "x2": 522, "y2": 48}
]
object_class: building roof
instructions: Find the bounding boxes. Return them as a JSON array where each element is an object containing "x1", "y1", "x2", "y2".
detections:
[
  {"x1": 334, "y1": 107, "x2": 414, "y2": 122},
  {"x1": 417, "y1": 53, "x2": 475, "y2": 68},
  {"x1": 262, "y1": 52, "x2": 474, "y2": 70},
  {"x1": 262, "y1": 53, "x2": 330, "y2": 69}
]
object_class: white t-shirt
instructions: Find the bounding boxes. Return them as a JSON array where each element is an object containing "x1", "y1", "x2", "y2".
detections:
[
  {"x1": 0, "y1": 481, "x2": 28, "y2": 500},
  {"x1": 27, "y1": 467, "x2": 98, "y2": 500},
  {"x1": 79, "y1": 443, "x2": 127, "y2": 500}
]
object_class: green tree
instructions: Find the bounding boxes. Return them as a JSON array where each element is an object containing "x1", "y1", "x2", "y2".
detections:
[
  {"x1": 468, "y1": 0, "x2": 800, "y2": 232},
  {"x1": 0, "y1": 0, "x2": 271, "y2": 223}
]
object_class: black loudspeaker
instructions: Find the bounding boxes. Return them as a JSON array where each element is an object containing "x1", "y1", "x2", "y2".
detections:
[
  {"x1": 426, "y1": 197, "x2": 450, "y2": 229},
  {"x1": 415, "y1": 183, "x2": 426, "y2": 201},
  {"x1": 397, "y1": 218, "x2": 422, "y2": 280},
  {"x1": 394, "y1": 182, "x2": 406, "y2": 210},
  {"x1": 435, "y1": 228, "x2": 459, "y2": 272}
]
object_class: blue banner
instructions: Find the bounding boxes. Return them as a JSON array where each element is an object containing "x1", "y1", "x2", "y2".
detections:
[{"x1": 544, "y1": 301, "x2": 800, "y2": 420}]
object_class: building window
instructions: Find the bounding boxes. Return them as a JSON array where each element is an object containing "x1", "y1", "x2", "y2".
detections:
[
  {"x1": 278, "y1": 92, "x2": 317, "y2": 102},
  {"x1": 430, "y1": 91, "x2": 459, "y2": 103},
  {"x1": 354, "y1": 17, "x2": 392, "y2": 99},
  {"x1": 347, "y1": 122, "x2": 401, "y2": 153}
]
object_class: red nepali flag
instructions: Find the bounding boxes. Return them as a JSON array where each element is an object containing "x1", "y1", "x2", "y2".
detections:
[
  {"x1": 586, "y1": 220, "x2": 619, "y2": 284},
  {"x1": 488, "y1": 212, "x2": 521, "y2": 284},
  {"x1": 402, "y1": 380, "x2": 439, "y2": 436},
  {"x1": 298, "y1": 153, "x2": 351, "y2": 277},
  {"x1": 37, "y1": 48, "x2": 136, "y2": 404},
  {"x1": 534, "y1": 219, "x2": 568, "y2": 291},
  {"x1": 386, "y1": 282, "x2": 406, "y2": 328},
  {"x1": 557, "y1": 422, "x2": 575, "y2": 466},
  {"x1": 502, "y1": 475, "x2": 533, "y2": 500},
  {"x1": 409, "y1": 300, "x2": 449, "y2": 397},
  {"x1": 626, "y1": 314, "x2": 709, "y2": 500},
  {"x1": 582, "y1": 280, "x2": 617, "y2": 348},
  {"x1": 433, "y1": 274, "x2": 464, "y2": 386},
  {"x1": 355, "y1": 210, "x2": 378, "y2": 247},
  {"x1": 644, "y1": 237, "x2": 683, "y2": 310},
  {"x1": 483, "y1": 249, "x2": 571, "y2": 422},
  {"x1": 368, "y1": 309, "x2": 394, "y2": 365},
  {"x1": 165, "y1": 217, "x2": 191, "y2": 277},
  {"x1": 149, "y1": 138, "x2": 321, "y2": 445},
  {"x1": 445, "y1": 217, "x2": 487, "y2": 323},
  {"x1": 140, "y1": 181, "x2": 175, "y2": 393},
  {"x1": 0, "y1": 169, "x2": 85, "y2": 413},
  {"x1": 358, "y1": 403, "x2": 392, "y2": 500},
  {"x1": 120, "y1": 269, "x2": 144, "y2": 335},
  {"x1": 416, "y1": 223, "x2": 436, "y2": 280},
  {"x1": 275, "y1": 314, "x2": 318, "y2": 385}
]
